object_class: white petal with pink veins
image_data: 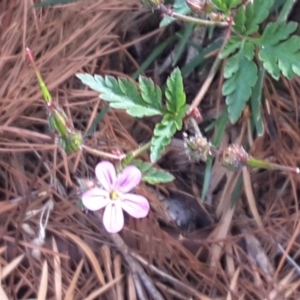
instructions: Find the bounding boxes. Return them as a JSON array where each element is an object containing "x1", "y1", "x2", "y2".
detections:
[
  {"x1": 103, "y1": 202, "x2": 124, "y2": 233},
  {"x1": 115, "y1": 166, "x2": 142, "y2": 193},
  {"x1": 121, "y1": 193, "x2": 150, "y2": 218},
  {"x1": 95, "y1": 161, "x2": 116, "y2": 191},
  {"x1": 82, "y1": 188, "x2": 109, "y2": 211}
]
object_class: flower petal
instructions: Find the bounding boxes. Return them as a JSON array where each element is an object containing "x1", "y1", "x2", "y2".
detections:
[
  {"x1": 115, "y1": 166, "x2": 142, "y2": 193},
  {"x1": 120, "y1": 194, "x2": 150, "y2": 218},
  {"x1": 95, "y1": 161, "x2": 116, "y2": 191},
  {"x1": 82, "y1": 188, "x2": 109, "y2": 211},
  {"x1": 103, "y1": 202, "x2": 124, "y2": 233}
]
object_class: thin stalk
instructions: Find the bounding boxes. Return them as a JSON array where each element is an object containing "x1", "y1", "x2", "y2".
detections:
[
  {"x1": 158, "y1": 4, "x2": 228, "y2": 27},
  {"x1": 82, "y1": 145, "x2": 126, "y2": 161},
  {"x1": 247, "y1": 157, "x2": 300, "y2": 174},
  {"x1": 130, "y1": 142, "x2": 151, "y2": 159},
  {"x1": 172, "y1": 12, "x2": 228, "y2": 26},
  {"x1": 187, "y1": 23, "x2": 232, "y2": 114}
]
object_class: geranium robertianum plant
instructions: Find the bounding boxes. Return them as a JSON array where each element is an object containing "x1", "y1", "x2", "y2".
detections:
[{"x1": 27, "y1": 0, "x2": 300, "y2": 233}]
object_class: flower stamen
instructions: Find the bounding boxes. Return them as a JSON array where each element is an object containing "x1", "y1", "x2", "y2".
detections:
[{"x1": 110, "y1": 190, "x2": 120, "y2": 201}]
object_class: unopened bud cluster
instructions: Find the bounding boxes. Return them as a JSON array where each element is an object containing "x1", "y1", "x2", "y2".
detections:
[
  {"x1": 183, "y1": 133, "x2": 214, "y2": 162},
  {"x1": 184, "y1": 133, "x2": 250, "y2": 171}
]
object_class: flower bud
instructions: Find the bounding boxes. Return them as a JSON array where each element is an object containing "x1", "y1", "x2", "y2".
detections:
[
  {"x1": 76, "y1": 178, "x2": 96, "y2": 192},
  {"x1": 220, "y1": 144, "x2": 248, "y2": 171},
  {"x1": 48, "y1": 108, "x2": 69, "y2": 137},
  {"x1": 58, "y1": 132, "x2": 83, "y2": 154},
  {"x1": 183, "y1": 133, "x2": 213, "y2": 162}
]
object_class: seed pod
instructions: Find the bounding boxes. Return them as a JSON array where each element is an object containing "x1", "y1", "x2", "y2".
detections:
[{"x1": 48, "y1": 109, "x2": 69, "y2": 137}]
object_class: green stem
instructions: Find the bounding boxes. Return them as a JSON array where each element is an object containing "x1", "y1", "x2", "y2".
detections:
[
  {"x1": 82, "y1": 145, "x2": 126, "y2": 161},
  {"x1": 187, "y1": 24, "x2": 232, "y2": 114},
  {"x1": 128, "y1": 142, "x2": 152, "y2": 161},
  {"x1": 247, "y1": 157, "x2": 300, "y2": 174},
  {"x1": 26, "y1": 48, "x2": 52, "y2": 103}
]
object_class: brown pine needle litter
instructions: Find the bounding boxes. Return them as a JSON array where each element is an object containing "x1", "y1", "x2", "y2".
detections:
[{"x1": 1, "y1": 0, "x2": 300, "y2": 299}]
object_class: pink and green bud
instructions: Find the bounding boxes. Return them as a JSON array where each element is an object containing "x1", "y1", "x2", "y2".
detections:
[
  {"x1": 183, "y1": 133, "x2": 214, "y2": 162},
  {"x1": 220, "y1": 144, "x2": 248, "y2": 171}
]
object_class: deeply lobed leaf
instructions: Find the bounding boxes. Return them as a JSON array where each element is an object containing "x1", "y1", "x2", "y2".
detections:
[
  {"x1": 76, "y1": 74, "x2": 164, "y2": 118},
  {"x1": 222, "y1": 43, "x2": 258, "y2": 123},
  {"x1": 219, "y1": 36, "x2": 243, "y2": 59},
  {"x1": 150, "y1": 111, "x2": 186, "y2": 162},
  {"x1": 233, "y1": 0, "x2": 273, "y2": 35},
  {"x1": 257, "y1": 22, "x2": 300, "y2": 79}
]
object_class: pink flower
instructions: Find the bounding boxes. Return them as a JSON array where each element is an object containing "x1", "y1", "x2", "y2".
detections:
[{"x1": 82, "y1": 161, "x2": 150, "y2": 233}]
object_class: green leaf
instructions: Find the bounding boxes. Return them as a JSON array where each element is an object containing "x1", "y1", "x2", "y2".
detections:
[
  {"x1": 257, "y1": 22, "x2": 300, "y2": 79},
  {"x1": 202, "y1": 110, "x2": 228, "y2": 200},
  {"x1": 160, "y1": 0, "x2": 191, "y2": 27},
  {"x1": 33, "y1": 0, "x2": 77, "y2": 6},
  {"x1": 132, "y1": 35, "x2": 178, "y2": 80},
  {"x1": 131, "y1": 159, "x2": 175, "y2": 184},
  {"x1": 150, "y1": 113, "x2": 184, "y2": 162},
  {"x1": 165, "y1": 68, "x2": 186, "y2": 113},
  {"x1": 173, "y1": 23, "x2": 195, "y2": 67},
  {"x1": 219, "y1": 37, "x2": 243, "y2": 59},
  {"x1": 139, "y1": 76, "x2": 163, "y2": 111},
  {"x1": 86, "y1": 104, "x2": 110, "y2": 137},
  {"x1": 222, "y1": 42, "x2": 258, "y2": 123},
  {"x1": 211, "y1": 0, "x2": 242, "y2": 14},
  {"x1": 277, "y1": 0, "x2": 295, "y2": 22},
  {"x1": 76, "y1": 74, "x2": 164, "y2": 117},
  {"x1": 250, "y1": 63, "x2": 265, "y2": 136},
  {"x1": 233, "y1": 0, "x2": 273, "y2": 35}
]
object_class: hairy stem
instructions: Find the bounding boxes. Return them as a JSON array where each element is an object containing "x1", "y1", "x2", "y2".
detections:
[{"x1": 158, "y1": 4, "x2": 228, "y2": 27}]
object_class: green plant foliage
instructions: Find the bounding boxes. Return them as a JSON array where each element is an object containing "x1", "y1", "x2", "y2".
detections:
[
  {"x1": 219, "y1": 37, "x2": 242, "y2": 59},
  {"x1": 257, "y1": 22, "x2": 300, "y2": 79},
  {"x1": 232, "y1": 0, "x2": 273, "y2": 35},
  {"x1": 34, "y1": 0, "x2": 78, "y2": 7},
  {"x1": 165, "y1": 67, "x2": 186, "y2": 113},
  {"x1": 220, "y1": 0, "x2": 300, "y2": 123},
  {"x1": 222, "y1": 41, "x2": 258, "y2": 123},
  {"x1": 78, "y1": 68, "x2": 187, "y2": 163},
  {"x1": 131, "y1": 159, "x2": 175, "y2": 184},
  {"x1": 139, "y1": 76, "x2": 163, "y2": 111},
  {"x1": 150, "y1": 68, "x2": 188, "y2": 162},
  {"x1": 150, "y1": 114, "x2": 179, "y2": 162},
  {"x1": 250, "y1": 63, "x2": 265, "y2": 136},
  {"x1": 211, "y1": 0, "x2": 242, "y2": 15},
  {"x1": 76, "y1": 74, "x2": 164, "y2": 117},
  {"x1": 160, "y1": 0, "x2": 191, "y2": 27}
]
